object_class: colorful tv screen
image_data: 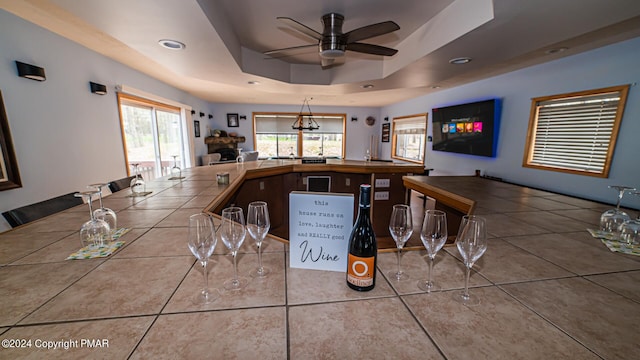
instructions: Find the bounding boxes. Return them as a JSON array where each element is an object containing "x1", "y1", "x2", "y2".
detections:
[{"x1": 431, "y1": 99, "x2": 501, "y2": 157}]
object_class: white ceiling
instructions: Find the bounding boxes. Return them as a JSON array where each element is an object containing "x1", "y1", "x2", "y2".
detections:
[{"x1": 3, "y1": 0, "x2": 640, "y2": 106}]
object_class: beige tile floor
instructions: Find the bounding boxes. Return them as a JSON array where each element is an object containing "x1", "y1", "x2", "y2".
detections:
[{"x1": 0, "y1": 167, "x2": 638, "y2": 359}]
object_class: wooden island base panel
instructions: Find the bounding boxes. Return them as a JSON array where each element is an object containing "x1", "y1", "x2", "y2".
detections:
[
  {"x1": 403, "y1": 175, "x2": 477, "y2": 248},
  {"x1": 202, "y1": 159, "x2": 424, "y2": 251}
]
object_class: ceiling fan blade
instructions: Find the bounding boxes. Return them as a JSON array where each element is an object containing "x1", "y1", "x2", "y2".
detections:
[
  {"x1": 345, "y1": 21, "x2": 399, "y2": 43},
  {"x1": 346, "y1": 42, "x2": 398, "y2": 56},
  {"x1": 277, "y1": 17, "x2": 322, "y2": 41},
  {"x1": 264, "y1": 44, "x2": 317, "y2": 56}
]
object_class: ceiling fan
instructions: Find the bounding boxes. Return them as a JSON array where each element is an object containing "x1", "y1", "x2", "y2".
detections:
[{"x1": 264, "y1": 13, "x2": 400, "y2": 67}]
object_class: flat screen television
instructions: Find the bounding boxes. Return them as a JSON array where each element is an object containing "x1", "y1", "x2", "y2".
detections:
[{"x1": 431, "y1": 99, "x2": 501, "y2": 157}]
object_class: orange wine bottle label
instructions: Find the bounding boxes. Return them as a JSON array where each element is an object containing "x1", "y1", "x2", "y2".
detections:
[{"x1": 347, "y1": 254, "x2": 375, "y2": 287}]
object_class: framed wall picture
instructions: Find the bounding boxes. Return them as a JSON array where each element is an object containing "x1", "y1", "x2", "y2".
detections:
[
  {"x1": 381, "y1": 123, "x2": 390, "y2": 142},
  {"x1": 0, "y1": 90, "x2": 22, "y2": 191},
  {"x1": 194, "y1": 120, "x2": 201, "y2": 137},
  {"x1": 227, "y1": 113, "x2": 239, "y2": 127}
]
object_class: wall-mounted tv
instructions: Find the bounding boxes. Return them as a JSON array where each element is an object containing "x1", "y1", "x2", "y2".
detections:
[{"x1": 431, "y1": 99, "x2": 501, "y2": 158}]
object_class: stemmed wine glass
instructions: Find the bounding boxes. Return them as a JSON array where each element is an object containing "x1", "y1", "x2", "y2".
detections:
[
  {"x1": 129, "y1": 163, "x2": 146, "y2": 196},
  {"x1": 88, "y1": 183, "x2": 117, "y2": 241},
  {"x1": 454, "y1": 215, "x2": 488, "y2": 306},
  {"x1": 388, "y1": 204, "x2": 413, "y2": 281},
  {"x1": 74, "y1": 190, "x2": 111, "y2": 248},
  {"x1": 187, "y1": 213, "x2": 219, "y2": 304},
  {"x1": 170, "y1": 155, "x2": 182, "y2": 179},
  {"x1": 247, "y1": 201, "x2": 270, "y2": 278},
  {"x1": 600, "y1": 185, "x2": 635, "y2": 234},
  {"x1": 418, "y1": 210, "x2": 448, "y2": 293},
  {"x1": 619, "y1": 191, "x2": 640, "y2": 245},
  {"x1": 220, "y1": 207, "x2": 249, "y2": 290}
]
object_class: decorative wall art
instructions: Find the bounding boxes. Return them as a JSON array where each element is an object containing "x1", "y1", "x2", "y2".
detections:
[
  {"x1": 0, "y1": 90, "x2": 22, "y2": 191},
  {"x1": 194, "y1": 120, "x2": 201, "y2": 138},
  {"x1": 381, "y1": 123, "x2": 390, "y2": 142},
  {"x1": 227, "y1": 113, "x2": 239, "y2": 127}
]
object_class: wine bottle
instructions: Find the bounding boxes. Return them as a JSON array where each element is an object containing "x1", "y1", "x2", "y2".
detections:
[{"x1": 346, "y1": 184, "x2": 377, "y2": 291}]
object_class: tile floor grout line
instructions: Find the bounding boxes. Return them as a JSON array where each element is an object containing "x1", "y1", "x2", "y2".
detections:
[
  {"x1": 379, "y1": 259, "x2": 449, "y2": 358},
  {"x1": 494, "y1": 283, "x2": 606, "y2": 360},
  {"x1": 497, "y1": 235, "x2": 597, "y2": 276},
  {"x1": 126, "y1": 315, "x2": 160, "y2": 359},
  {"x1": 284, "y1": 249, "x2": 291, "y2": 360},
  {"x1": 397, "y1": 292, "x2": 449, "y2": 359},
  {"x1": 9, "y1": 259, "x2": 106, "y2": 328},
  {"x1": 496, "y1": 282, "x2": 605, "y2": 359},
  {"x1": 7, "y1": 313, "x2": 160, "y2": 329},
  {"x1": 4, "y1": 230, "x2": 76, "y2": 265},
  {"x1": 581, "y1": 272, "x2": 640, "y2": 305},
  {"x1": 3, "y1": 228, "x2": 155, "y2": 328},
  {"x1": 286, "y1": 294, "x2": 399, "y2": 309},
  {"x1": 126, "y1": 257, "x2": 200, "y2": 359}
]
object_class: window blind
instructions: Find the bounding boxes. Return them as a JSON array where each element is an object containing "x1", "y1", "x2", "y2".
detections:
[
  {"x1": 255, "y1": 115, "x2": 344, "y2": 134},
  {"x1": 530, "y1": 92, "x2": 621, "y2": 173},
  {"x1": 393, "y1": 117, "x2": 426, "y2": 134}
]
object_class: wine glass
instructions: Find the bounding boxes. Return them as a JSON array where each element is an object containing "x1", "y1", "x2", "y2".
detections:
[
  {"x1": 88, "y1": 183, "x2": 117, "y2": 241},
  {"x1": 454, "y1": 215, "x2": 488, "y2": 306},
  {"x1": 74, "y1": 190, "x2": 111, "y2": 248},
  {"x1": 129, "y1": 163, "x2": 146, "y2": 195},
  {"x1": 247, "y1": 201, "x2": 270, "y2": 278},
  {"x1": 418, "y1": 210, "x2": 448, "y2": 293},
  {"x1": 387, "y1": 204, "x2": 413, "y2": 281},
  {"x1": 619, "y1": 191, "x2": 640, "y2": 245},
  {"x1": 619, "y1": 218, "x2": 640, "y2": 245},
  {"x1": 220, "y1": 207, "x2": 249, "y2": 290},
  {"x1": 600, "y1": 185, "x2": 635, "y2": 234},
  {"x1": 187, "y1": 213, "x2": 219, "y2": 304},
  {"x1": 170, "y1": 155, "x2": 182, "y2": 179}
]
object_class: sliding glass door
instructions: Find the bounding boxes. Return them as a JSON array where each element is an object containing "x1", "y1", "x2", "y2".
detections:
[{"x1": 118, "y1": 94, "x2": 185, "y2": 180}]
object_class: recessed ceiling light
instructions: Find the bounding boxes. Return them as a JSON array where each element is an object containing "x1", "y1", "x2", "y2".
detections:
[
  {"x1": 361, "y1": 84, "x2": 374, "y2": 89},
  {"x1": 158, "y1": 39, "x2": 186, "y2": 50},
  {"x1": 449, "y1": 57, "x2": 472, "y2": 65},
  {"x1": 248, "y1": 81, "x2": 260, "y2": 85},
  {"x1": 545, "y1": 47, "x2": 568, "y2": 55}
]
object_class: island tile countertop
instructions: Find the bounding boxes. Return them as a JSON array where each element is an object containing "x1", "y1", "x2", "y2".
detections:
[{"x1": 0, "y1": 162, "x2": 639, "y2": 359}]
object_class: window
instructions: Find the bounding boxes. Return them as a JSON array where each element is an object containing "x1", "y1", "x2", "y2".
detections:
[
  {"x1": 118, "y1": 93, "x2": 189, "y2": 180},
  {"x1": 523, "y1": 85, "x2": 629, "y2": 177},
  {"x1": 254, "y1": 113, "x2": 345, "y2": 158},
  {"x1": 392, "y1": 114, "x2": 427, "y2": 164}
]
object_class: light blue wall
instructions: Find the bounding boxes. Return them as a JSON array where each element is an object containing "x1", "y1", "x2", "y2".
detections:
[
  {"x1": 0, "y1": 9, "x2": 384, "y2": 232},
  {"x1": 382, "y1": 37, "x2": 640, "y2": 210},
  {"x1": 0, "y1": 10, "x2": 211, "y2": 231}
]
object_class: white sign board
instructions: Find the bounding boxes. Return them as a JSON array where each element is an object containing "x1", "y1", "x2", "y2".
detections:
[{"x1": 289, "y1": 191, "x2": 354, "y2": 272}]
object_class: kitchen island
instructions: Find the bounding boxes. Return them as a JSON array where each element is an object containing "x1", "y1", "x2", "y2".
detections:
[{"x1": 0, "y1": 161, "x2": 638, "y2": 359}]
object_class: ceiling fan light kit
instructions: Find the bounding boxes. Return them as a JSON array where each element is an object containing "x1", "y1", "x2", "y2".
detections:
[{"x1": 265, "y1": 12, "x2": 400, "y2": 67}]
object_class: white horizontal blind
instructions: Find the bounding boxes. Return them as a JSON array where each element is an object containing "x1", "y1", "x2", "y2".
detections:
[
  {"x1": 394, "y1": 116, "x2": 426, "y2": 134},
  {"x1": 530, "y1": 92, "x2": 621, "y2": 174},
  {"x1": 302, "y1": 116, "x2": 344, "y2": 133},
  {"x1": 255, "y1": 115, "x2": 298, "y2": 134},
  {"x1": 255, "y1": 115, "x2": 344, "y2": 134}
]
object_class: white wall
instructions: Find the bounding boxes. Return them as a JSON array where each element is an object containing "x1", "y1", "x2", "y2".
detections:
[
  {"x1": 382, "y1": 37, "x2": 640, "y2": 209},
  {"x1": 204, "y1": 103, "x2": 381, "y2": 160},
  {"x1": 0, "y1": 10, "x2": 211, "y2": 231}
]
